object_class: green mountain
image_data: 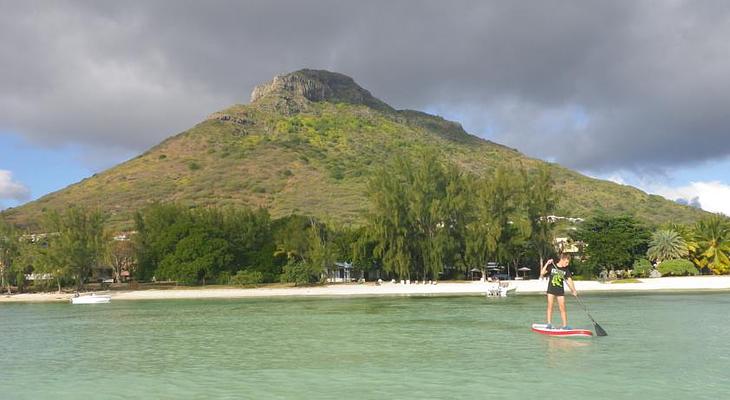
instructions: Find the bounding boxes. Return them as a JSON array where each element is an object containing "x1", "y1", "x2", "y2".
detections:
[{"x1": 1, "y1": 69, "x2": 707, "y2": 229}]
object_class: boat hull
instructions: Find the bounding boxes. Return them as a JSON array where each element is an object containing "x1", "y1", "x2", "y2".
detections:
[{"x1": 71, "y1": 295, "x2": 111, "y2": 304}]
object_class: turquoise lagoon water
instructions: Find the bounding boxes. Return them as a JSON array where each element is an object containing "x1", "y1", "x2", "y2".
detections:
[{"x1": 1, "y1": 292, "x2": 729, "y2": 399}]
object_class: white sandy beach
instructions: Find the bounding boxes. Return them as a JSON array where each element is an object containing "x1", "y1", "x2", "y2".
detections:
[{"x1": 2, "y1": 276, "x2": 730, "y2": 303}]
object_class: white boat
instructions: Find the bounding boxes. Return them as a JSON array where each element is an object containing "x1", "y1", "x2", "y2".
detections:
[
  {"x1": 486, "y1": 282, "x2": 516, "y2": 297},
  {"x1": 70, "y1": 293, "x2": 111, "y2": 304}
]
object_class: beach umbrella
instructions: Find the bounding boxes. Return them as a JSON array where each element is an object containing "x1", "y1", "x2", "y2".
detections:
[{"x1": 518, "y1": 267, "x2": 531, "y2": 278}]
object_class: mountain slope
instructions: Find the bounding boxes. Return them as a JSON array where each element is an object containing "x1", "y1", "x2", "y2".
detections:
[{"x1": 2, "y1": 69, "x2": 707, "y2": 229}]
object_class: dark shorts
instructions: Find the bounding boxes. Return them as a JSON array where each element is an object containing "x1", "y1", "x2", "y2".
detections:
[{"x1": 547, "y1": 285, "x2": 565, "y2": 296}]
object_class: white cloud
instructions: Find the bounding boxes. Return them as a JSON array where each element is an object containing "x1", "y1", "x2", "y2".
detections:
[
  {"x1": 588, "y1": 170, "x2": 730, "y2": 216},
  {"x1": 0, "y1": 170, "x2": 31, "y2": 201},
  {"x1": 605, "y1": 174, "x2": 627, "y2": 186},
  {"x1": 650, "y1": 181, "x2": 730, "y2": 216}
]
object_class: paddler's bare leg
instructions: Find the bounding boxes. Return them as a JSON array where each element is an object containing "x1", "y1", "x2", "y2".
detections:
[
  {"x1": 557, "y1": 295, "x2": 567, "y2": 327},
  {"x1": 546, "y1": 293, "x2": 555, "y2": 326}
]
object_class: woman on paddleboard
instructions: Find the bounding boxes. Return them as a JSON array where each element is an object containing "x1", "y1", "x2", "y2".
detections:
[{"x1": 540, "y1": 253, "x2": 578, "y2": 330}]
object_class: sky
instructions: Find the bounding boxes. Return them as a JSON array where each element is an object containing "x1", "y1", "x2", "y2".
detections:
[{"x1": 1, "y1": 0, "x2": 729, "y2": 215}]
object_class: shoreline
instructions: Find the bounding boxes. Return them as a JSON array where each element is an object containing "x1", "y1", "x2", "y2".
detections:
[{"x1": 2, "y1": 276, "x2": 730, "y2": 303}]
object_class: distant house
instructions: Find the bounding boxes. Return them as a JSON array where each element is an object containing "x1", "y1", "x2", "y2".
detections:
[
  {"x1": 554, "y1": 237, "x2": 583, "y2": 254},
  {"x1": 544, "y1": 215, "x2": 585, "y2": 224},
  {"x1": 324, "y1": 262, "x2": 358, "y2": 283},
  {"x1": 24, "y1": 273, "x2": 53, "y2": 281}
]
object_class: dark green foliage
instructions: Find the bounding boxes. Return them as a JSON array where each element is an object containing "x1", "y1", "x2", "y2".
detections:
[
  {"x1": 271, "y1": 215, "x2": 313, "y2": 263},
  {"x1": 658, "y1": 259, "x2": 698, "y2": 276},
  {"x1": 188, "y1": 161, "x2": 201, "y2": 171},
  {"x1": 134, "y1": 204, "x2": 275, "y2": 284},
  {"x1": 157, "y1": 233, "x2": 231, "y2": 284},
  {"x1": 633, "y1": 258, "x2": 653, "y2": 278},
  {"x1": 281, "y1": 261, "x2": 321, "y2": 286},
  {"x1": 571, "y1": 214, "x2": 651, "y2": 275}
]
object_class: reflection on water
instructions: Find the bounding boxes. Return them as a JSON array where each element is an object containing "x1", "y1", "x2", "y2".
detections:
[{"x1": 543, "y1": 336, "x2": 592, "y2": 366}]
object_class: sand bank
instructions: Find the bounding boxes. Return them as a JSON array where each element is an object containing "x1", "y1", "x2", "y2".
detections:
[{"x1": 2, "y1": 276, "x2": 730, "y2": 303}]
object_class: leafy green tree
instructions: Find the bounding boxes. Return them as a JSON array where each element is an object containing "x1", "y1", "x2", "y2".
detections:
[
  {"x1": 571, "y1": 214, "x2": 650, "y2": 276},
  {"x1": 466, "y1": 167, "x2": 530, "y2": 278},
  {"x1": 351, "y1": 227, "x2": 380, "y2": 279},
  {"x1": 272, "y1": 215, "x2": 313, "y2": 264},
  {"x1": 15, "y1": 234, "x2": 68, "y2": 293},
  {"x1": 525, "y1": 166, "x2": 558, "y2": 272},
  {"x1": 368, "y1": 155, "x2": 413, "y2": 279},
  {"x1": 490, "y1": 168, "x2": 530, "y2": 278},
  {"x1": 0, "y1": 219, "x2": 20, "y2": 294},
  {"x1": 463, "y1": 177, "x2": 491, "y2": 276},
  {"x1": 106, "y1": 239, "x2": 136, "y2": 283},
  {"x1": 134, "y1": 204, "x2": 274, "y2": 284},
  {"x1": 442, "y1": 166, "x2": 473, "y2": 276},
  {"x1": 218, "y1": 207, "x2": 275, "y2": 279},
  {"x1": 304, "y1": 220, "x2": 336, "y2": 281},
  {"x1": 367, "y1": 151, "x2": 457, "y2": 280},
  {"x1": 134, "y1": 203, "x2": 191, "y2": 281},
  {"x1": 157, "y1": 232, "x2": 231, "y2": 284},
  {"x1": 693, "y1": 215, "x2": 730, "y2": 274},
  {"x1": 331, "y1": 226, "x2": 357, "y2": 264},
  {"x1": 646, "y1": 229, "x2": 689, "y2": 264},
  {"x1": 44, "y1": 207, "x2": 107, "y2": 290}
]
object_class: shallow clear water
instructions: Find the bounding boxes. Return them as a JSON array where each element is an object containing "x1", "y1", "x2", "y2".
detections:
[{"x1": 1, "y1": 292, "x2": 729, "y2": 399}]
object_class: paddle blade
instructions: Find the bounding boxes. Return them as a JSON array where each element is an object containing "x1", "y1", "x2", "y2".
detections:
[{"x1": 594, "y1": 322, "x2": 608, "y2": 337}]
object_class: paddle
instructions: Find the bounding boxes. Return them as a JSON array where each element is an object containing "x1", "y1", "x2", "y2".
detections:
[{"x1": 574, "y1": 295, "x2": 608, "y2": 336}]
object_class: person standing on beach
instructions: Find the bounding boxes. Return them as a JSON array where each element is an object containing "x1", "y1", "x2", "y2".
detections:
[{"x1": 540, "y1": 253, "x2": 578, "y2": 329}]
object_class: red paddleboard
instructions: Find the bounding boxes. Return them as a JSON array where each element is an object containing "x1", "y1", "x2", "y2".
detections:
[{"x1": 531, "y1": 323, "x2": 593, "y2": 337}]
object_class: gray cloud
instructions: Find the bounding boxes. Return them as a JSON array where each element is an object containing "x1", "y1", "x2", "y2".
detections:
[{"x1": 1, "y1": 0, "x2": 729, "y2": 173}]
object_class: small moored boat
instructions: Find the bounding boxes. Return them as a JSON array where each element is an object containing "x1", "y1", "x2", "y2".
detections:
[
  {"x1": 486, "y1": 281, "x2": 516, "y2": 297},
  {"x1": 70, "y1": 293, "x2": 111, "y2": 304}
]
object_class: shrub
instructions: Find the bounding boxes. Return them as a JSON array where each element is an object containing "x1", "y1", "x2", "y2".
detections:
[
  {"x1": 231, "y1": 270, "x2": 264, "y2": 287},
  {"x1": 281, "y1": 261, "x2": 322, "y2": 286},
  {"x1": 657, "y1": 259, "x2": 698, "y2": 276},
  {"x1": 633, "y1": 258, "x2": 653, "y2": 278},
  {"x1": 188, "y1": 161, "x2": 201, "y2": 171}
]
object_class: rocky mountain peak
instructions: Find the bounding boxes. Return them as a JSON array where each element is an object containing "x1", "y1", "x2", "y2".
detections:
[{"x1": 250, "y1": 69, "x2": 393, "y2": 112}]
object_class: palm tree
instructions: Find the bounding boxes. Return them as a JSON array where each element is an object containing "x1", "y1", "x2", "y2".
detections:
[
  {"x1": 647, "y1": 229, "x2": 688, "y2": 264},
  {"x1": 693, "y1": 216, "x2": 730, "y2": 275}
]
